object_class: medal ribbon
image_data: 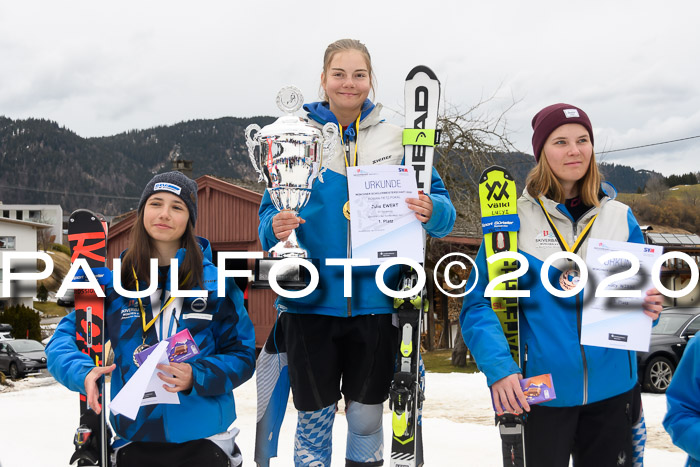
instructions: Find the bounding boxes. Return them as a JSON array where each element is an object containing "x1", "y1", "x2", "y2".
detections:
[
  {"x1": 537, "y1": 198, "x2": 598, "y2": 255},
  {"x1": 340, "y1": 114, "x2": 362, "y2": 223},
  {"x1": 132, "y1": 267, "x2": 190, "y2": 334},
  {"x1": 338, "y1": 113, "x2": 361, "y2": 168}
]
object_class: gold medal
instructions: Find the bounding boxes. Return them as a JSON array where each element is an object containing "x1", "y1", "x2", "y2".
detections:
[
  {"x1": 559, "y1": 269, "x2": 580, "y2": 291},
  {"x1": 133, "y1": 343, "x2": 151, "y2": 367},
  {"x1": 343, "y1": 201, "x2": 351, "y2": 220}
]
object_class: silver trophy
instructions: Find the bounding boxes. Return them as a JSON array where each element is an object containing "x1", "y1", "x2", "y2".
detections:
[{"x1": 246, "y1": 86, "x2": 337, "y2": 288}]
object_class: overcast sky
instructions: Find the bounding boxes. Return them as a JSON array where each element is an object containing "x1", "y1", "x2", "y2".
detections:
[{"x1": 1, "y1": 0, "x2": 699, "y2": 176}]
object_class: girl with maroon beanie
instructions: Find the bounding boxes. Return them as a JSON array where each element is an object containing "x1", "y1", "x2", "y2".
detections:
[{"x1": 461, "y1": 103, "x2": 663, "y2": 466}]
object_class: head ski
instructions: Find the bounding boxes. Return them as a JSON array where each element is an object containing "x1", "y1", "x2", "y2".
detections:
[{"x1": 389, "y1": 65, "x2": 440, "y2": 467}]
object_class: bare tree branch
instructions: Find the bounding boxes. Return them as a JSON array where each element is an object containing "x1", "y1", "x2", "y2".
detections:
[{"x1": 434, "y1": 92, "x2": 520, "y2": 235}]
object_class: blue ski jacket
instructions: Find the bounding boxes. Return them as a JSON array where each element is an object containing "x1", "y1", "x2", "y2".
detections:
[
  {"x1": 664, "y1": 335, "x2": 700, "y2": 466},
  {"x1": 258, "y1": 100, "x2": 456, "y2": 317},
  {"x1": 461, "y1": 188, "x2": 645, "y2": 407},
  {"x1": 47, "y1": 237, "x2": 256, "y2": 443}
]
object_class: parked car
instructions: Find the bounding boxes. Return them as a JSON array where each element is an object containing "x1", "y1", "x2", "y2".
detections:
[
  {"x1": 637, "y1": 306, "x2": 700, "y2": 393},
  {"x1": 0, "y1": 323, "x2": 12, "y2": 340},
  {"x1": 0, "y1": 339, "x2": 47, "y2": 379},
  {"x1": 56, "y1": 289, "x2": 74, "y2": 308}
]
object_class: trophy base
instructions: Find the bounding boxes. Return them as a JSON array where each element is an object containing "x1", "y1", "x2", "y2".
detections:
[{"x1": 252, "y1": 257, "x2": 320, "y2": 290}]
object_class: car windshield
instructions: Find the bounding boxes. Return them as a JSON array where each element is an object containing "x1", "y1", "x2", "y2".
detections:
[
  {"x1": 652, "y1": 314, "x2": 694, "y2": 335},
  {"x1": 8, "y1": 340, "x2": 45, "y2": 352}
]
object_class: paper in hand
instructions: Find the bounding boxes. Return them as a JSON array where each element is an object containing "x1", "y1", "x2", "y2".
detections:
[{"x1": 109, "y1": 341, "x2": 180, "y2": 420}]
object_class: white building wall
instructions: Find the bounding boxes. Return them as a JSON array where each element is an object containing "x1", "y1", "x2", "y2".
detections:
[
  {"x1": 0, "y1": 221, "x2": 39, "y2": 310},
  {"x1": 661, "y1": 275, "x2": 700, "y2": 307},
  {"x1": 0, "y1": 204, "x2": 63, "y2": 245}
]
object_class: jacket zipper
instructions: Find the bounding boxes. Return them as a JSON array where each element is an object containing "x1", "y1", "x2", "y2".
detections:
[
  {"x1": 550, "y1": 199, "x2": 605, "y2": 405},
  {"x1": 627, "y1": 351, "x2": 633, "y2": 379},
  {"x1": 576, "y1": 293, "x2": 588, "y2": 405},
  {"x1": 345, "y1": 138, "x2": 355, "y2": 318},
  {"x1": 571, "y1": 214, "x2": 593, "y2": 405}
]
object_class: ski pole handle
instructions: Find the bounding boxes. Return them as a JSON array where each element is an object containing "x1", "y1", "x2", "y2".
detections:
[{"x1": 86, "y1": 306, "x2": 93, "y2": 348}]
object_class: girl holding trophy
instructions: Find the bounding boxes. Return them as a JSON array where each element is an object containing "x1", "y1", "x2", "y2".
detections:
[
  {"x1": 258, "y1": 39, "x2": 456, "y2": 466},
  {"x1": 48, "y1": 171, "x2": 256, "y2": 467}
]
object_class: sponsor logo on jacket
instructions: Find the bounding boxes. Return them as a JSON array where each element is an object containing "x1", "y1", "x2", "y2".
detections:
[
  {"x1": 182, "y1": 296, "x2": 212, "y2": 321},
  {"x1": 371, "y1": 155, "x2": 392, "y2": 164},
  {"x1": 190, "y1": 297, "x2": 207, "y2": 312},
  {"x1": 535, "y1": 229, "x2": 559, "y2": 248},
  {"x1": 121, "y1": 299, "x2": 140, "y2": 320}
]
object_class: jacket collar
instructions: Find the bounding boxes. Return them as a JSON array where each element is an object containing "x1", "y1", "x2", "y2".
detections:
[
  {"x1": 303, "y1": 99, "x2": 378, "y2": 128},
  {"x1": 522, "y1": 187, "x2": 610, "y2": 224}
]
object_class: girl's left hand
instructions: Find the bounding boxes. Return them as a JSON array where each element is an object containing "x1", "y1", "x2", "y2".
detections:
[
  {"x1": 157, "y1": 362, "x2": 194, "y2": 393},
  {"x1": 406, "y1": 193, "x2": 433, "y2": 223},
  {"x1": 642, "y1": 288, "x2": 663, "y2": 320}
]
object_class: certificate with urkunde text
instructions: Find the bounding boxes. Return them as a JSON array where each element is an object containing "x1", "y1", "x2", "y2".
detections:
[
  {"x1": 581, "y1": 238, "x2": 664, "y2": 352},
  {"x1": 346, "y1": 165, "x2": 424, "y2": 265}
]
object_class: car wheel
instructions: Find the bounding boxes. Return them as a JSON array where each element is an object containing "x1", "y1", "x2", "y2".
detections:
[
  {"x1": 9, "y1": 363, "x2": 22, "y2": 380},
  {"x1": 644, "y1": 356, "x2": 674, "y2": 393}
]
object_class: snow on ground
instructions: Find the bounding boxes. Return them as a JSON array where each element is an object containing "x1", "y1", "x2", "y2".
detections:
[{"x1": 0, "y1": 371, "x2": 687, "y2": 466}]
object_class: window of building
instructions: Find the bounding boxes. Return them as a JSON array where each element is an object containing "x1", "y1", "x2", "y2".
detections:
[{"x1": 0, "y1": 236, "x2": 16, "y2": 249}]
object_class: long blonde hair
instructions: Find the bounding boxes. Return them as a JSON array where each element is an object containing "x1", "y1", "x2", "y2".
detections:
[
  {"x1": 320, "y1": 39, "x2": 376, "y2": 101},
  {"x1": 525, "y1": 149, "x2": 602, "y2": 206}
]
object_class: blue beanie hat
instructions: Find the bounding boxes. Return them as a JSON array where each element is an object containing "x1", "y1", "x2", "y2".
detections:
[{"x1": 138, "y1": 171, "x2": 198, "y2": 225}]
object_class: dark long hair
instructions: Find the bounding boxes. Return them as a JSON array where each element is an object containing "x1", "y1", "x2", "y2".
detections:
[{"x1": 120, "y1": 210, "x2": 203, "y2": 290}]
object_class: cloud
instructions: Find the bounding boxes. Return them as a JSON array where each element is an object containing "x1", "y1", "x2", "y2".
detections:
[{"x1": 0, "y1": 0, "x2": 698, "y2": 176}]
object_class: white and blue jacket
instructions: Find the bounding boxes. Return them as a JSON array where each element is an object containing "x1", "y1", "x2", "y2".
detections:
[
  {"x1": 258, "y1": 100, "x2": 456, "y2": 317},
  {"x1": 664, "y1": 335, "x2": 700, "y2": 466},
  {"x1": 47, "y1": 237, "x2": 256, "y2": 443},
  {"x1": 461, "y1": 188, "x2": 644, "y2": 407}
]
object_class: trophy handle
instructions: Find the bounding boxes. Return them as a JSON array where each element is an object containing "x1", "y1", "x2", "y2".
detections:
[
  {"x1": 245, "y1": 124, "x2": 264, "y2": 182},
  {"x1": 318, "y1": 123, "x2": 339, "y2": 183}
]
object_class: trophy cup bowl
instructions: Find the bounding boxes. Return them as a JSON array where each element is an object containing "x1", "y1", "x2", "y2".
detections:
[{"x1": 246, "y1": 86, "x2": 337, "y2": 289}]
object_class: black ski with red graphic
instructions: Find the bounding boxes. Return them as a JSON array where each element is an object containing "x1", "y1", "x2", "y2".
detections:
[{"x1": 68, "y1": 209, "x2": 110, "y2": 466}]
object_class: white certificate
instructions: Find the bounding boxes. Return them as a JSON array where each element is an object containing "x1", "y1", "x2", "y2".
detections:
[
  {"x1": 346, "y1": 165, "x2": 424, "y2": 265},
  {"x1": 581, "y1": 238, "x2": 664, "y2": 351},
  {"x1": 110, "y1": 341, "x2": 179, "y2": 420}
]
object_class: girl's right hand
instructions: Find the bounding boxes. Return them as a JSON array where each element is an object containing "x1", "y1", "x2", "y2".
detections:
[
  {"x1": 84, "y1": 364, "x2": 116, "y2": 414},
  {"x1": 272, "y1": 210, "x2": 305, "y2": 241},
  {"x1": 491, "y1": 373, "x2": 530, "y2": 415}
]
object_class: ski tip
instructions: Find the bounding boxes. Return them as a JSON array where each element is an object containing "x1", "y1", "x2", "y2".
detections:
[
  {"x1": 69, "y1": 209, "x2": 101, "y2": 223},
  {"x1": 406, "y1": 65, "x2": 439, "y2": 82},
  {"x1": 479, "y1": 165, "x2": 514, "y2": 183}
]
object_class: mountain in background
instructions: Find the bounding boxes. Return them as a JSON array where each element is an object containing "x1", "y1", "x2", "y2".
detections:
[
  {"x1": 478, "y1": 152, "x2": 658, "y2": 195},
  {"x1": 0, "y1": 115, "x2": 274, "y2": 215},
  {"x1": 0, "y1": 116, "x2": 663, "y2": 215}
]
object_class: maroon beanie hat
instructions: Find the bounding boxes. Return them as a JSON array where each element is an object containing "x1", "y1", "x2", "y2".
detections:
[{"x1": 531, "y1": 103, "x2": 593, "y2": 162}]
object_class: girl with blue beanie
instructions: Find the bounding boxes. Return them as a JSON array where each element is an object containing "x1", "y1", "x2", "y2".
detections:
[{"x1": 48, "y1": 171, "x2": 256, "y2": 467}]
